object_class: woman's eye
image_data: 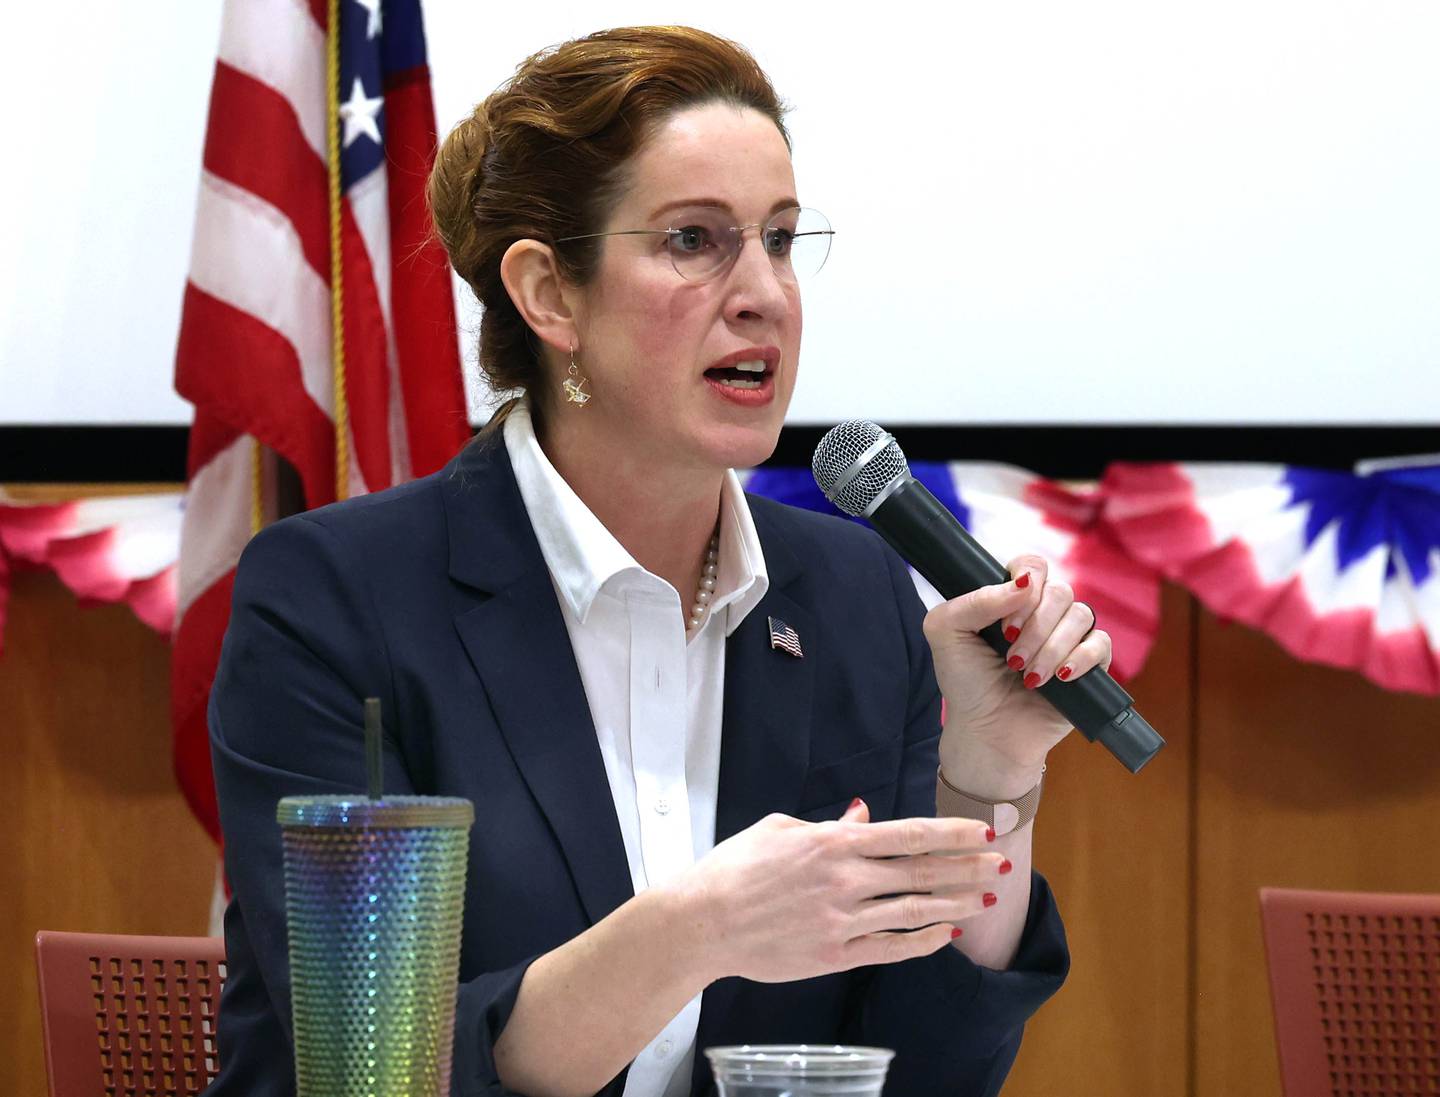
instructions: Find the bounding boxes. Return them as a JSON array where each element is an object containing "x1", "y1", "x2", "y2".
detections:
[
  {"x1": 764, "y1": 228, "x2": 794, "y2": 255},
  {"x1": 673, "y1": 226, "x2": 711, "y2": 253}
]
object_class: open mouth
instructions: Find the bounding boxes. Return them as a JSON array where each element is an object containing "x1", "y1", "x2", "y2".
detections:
[{"x1": 704, "y1": 360, "x2": 770, "y2": 390}]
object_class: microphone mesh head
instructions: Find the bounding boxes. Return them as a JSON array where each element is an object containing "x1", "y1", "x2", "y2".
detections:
[{"x1": 811, "y1": 420, "x2": 909, "y2": 517}]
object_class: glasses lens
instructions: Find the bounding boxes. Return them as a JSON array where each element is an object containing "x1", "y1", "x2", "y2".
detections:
[
  {"x1": 665, "y1": 209, "x2": 736, "y2": 281},
  {"x1": 665, "y1": 207, "x2": 834, "y2": 283},
  {"x1": 765, "y1": 207, "x2": 833, "y2": 284}
]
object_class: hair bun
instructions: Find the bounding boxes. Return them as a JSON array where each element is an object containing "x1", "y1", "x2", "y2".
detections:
[{"x1": 428, "y1": 104, "x2": 492, "y2": 283}]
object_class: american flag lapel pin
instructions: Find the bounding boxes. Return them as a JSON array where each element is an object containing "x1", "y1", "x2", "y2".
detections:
[{"x1": 768, "y1": 616, "x2": 804, "y2": 659}]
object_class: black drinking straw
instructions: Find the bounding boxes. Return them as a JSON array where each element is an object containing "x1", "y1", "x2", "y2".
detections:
[{"x1": 363, "y1": 697, "x2": 384, "y2": 800}]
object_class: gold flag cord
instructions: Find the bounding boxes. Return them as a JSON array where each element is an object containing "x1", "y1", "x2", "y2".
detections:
[
  {"x1": 326, "y1": 0, "x2": 350, "y2": 501},
  {"x1": 250, "y1": 439, "x2": 264, "y2": 536}
]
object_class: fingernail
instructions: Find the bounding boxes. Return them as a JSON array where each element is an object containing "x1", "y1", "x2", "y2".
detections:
[
  {"x1": 985, "y1": 826, "x2": 996, "y2": 843},
  {"x1": 1024, "y1": 672, "x2": 1041, "y2": 689},
  {"x1": 1014, "y1": 573, "x2": 1030, "y2": 589},
  {"x1": 950, "y1": 927, "x2": 964, "y2": 939},
  {"x1": 1003, "y1": 625, "x2": 1021, "y2": 643},
  {"x1": 983, "y1": 892, "x2": 998, "y2": 908},
  {"x1": 848, "y1": 797, "x2": 865, "y2": 812},
  {"x1": 1007, "y1": 654, "x2": 1025, "y2": 671},
  {"x1": 998, "y1": 858, "x2": 1013, "y2": 875},
  {"x1": 1057, "y1": 665, "x2": 1073, "y2": 681}
]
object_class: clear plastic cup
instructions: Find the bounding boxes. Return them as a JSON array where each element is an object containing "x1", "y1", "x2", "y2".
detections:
[
  {"x1": 705, "y1": 1045, "x2": 896, "y2": 1096},
  {"x1": 278, "y1": 795, "x2": 473, "y2": 1097}
]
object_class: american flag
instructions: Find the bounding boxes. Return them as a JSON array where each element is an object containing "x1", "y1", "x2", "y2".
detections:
[
  {"x1": 171, "y1": 0, "x2": 468, "y2": 841},
  {"x1": 768, "y1": 615, "x2": 805, "y2": 659}
]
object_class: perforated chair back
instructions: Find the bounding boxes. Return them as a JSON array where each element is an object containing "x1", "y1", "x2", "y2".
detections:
[
  {"x1": 34, "y1": 930, "x2": 227, "y2": 1097},
  {"x1": 1259, "y1": 887, "x2": 1440, "y2": 1097}
]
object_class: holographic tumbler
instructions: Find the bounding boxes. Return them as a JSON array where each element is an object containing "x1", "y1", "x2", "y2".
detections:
[
  {"x1": 278, "y1": 795, "x2": 474, "y2": 1097},
  {"x1": 706, "y1": 1045, "x2": 895, "y2": 1096}
]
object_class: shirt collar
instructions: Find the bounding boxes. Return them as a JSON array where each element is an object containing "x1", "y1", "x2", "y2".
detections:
[
  {"x1": 503, "y1": 401, "x2": 769, "y2": 635},
  {"x1": 712, "y1": 468, "x2": 770, "y2": 636}
]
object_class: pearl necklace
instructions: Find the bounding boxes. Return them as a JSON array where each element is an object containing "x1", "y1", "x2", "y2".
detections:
[{"x1": 687, "y1": 533, "x2": 720, "y2": 633}]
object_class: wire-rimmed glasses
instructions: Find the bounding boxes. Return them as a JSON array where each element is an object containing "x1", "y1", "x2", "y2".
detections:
[{"x1": 555, "y1": 206, "x2": 833, "y2": 284}]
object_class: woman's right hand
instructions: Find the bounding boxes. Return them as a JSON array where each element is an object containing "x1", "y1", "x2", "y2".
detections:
[{"x1": 665, "y1": 799, "x2": 1005, "y2": 985}]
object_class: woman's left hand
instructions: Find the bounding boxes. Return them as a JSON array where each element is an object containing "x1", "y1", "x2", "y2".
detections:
[{"x1": 921, "y1": 554, "x2": 1113, "y2": 770}]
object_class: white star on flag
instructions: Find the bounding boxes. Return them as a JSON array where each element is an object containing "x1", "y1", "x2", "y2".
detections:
[
  {"x1": 354, "y1": 0, "x2": 382, "y2": 39},
  {"x1": 338, "y1": 77, "x2": 383, "y2": 147}
]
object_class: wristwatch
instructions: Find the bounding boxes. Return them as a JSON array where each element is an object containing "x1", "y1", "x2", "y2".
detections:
[{"x1": 935, "y1": 765, "x2": 1045, "y2": 837}]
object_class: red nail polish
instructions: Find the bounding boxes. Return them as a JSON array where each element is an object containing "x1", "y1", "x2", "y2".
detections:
[
  {"x1": 985, "y1": 826, "x2": 996, "y2": 843},
  {"x1": 1024, "y1": 672, "x2": 1041, "y2": 689},
  {"x1": 998, "y1": 858, "x2": 1013, "y2": 875},
  {"x1": 1057, "y1": 665, "x2": 1073, "y2": 681},
  {"x1": 983, "y1": 893, "x2": 998, "y2": 908},
  {"x1": 848, "y1": 797, "x2": 864, "y2": 812},
  {"x1": 950, "y1": 927, "x2": 964, "y2": 939},
  {"x1": 1003, "y1": 626, "x2": 1021, "y2": 643},
  {"x1": 1014, "y1": 573, "x2": 1030, "y2": 589},
  {"x1": 1007, "y1": 654, "x2": 1025, "y2": 671}
]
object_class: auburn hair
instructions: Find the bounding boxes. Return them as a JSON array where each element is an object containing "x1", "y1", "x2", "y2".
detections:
[{"x1": 427, "y1": 26, "x2": 790, "y2": 433}]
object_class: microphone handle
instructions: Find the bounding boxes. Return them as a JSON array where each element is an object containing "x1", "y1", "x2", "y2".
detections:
[{"x1": 868, "y1": 477, "x2": 1164, "y2": 773}]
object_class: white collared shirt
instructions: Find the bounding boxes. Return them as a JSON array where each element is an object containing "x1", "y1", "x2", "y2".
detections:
[{"x1": 504, "y1": 403, "x2": 770, "y2": 1097}]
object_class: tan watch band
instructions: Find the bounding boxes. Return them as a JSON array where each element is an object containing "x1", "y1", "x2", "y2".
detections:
[{"x1": 936, "y1": 765, "x2": 1045, "y2": 837}]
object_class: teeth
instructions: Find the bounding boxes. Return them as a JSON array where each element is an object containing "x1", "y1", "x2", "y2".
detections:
[
  {"x1": 718, "y1": 377, "x2": 762, "y2": 390},
  {"x1": 734, "y1": 360, "x2": 766, "y2": 373}
]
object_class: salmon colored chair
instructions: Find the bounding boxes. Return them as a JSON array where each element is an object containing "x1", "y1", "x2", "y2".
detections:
[
  {"x1": 34, "y1": 931, "x2": 227, "y2": 1097},
  {"x1": 1259, "y1": 887, "x2": 1439, "y2": 1097}
]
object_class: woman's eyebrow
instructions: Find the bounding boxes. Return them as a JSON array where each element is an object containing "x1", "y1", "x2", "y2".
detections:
[
  {"x1": 648, "y1": 198, "x2": 729, "y2": 219},
  {"x1": 646, "y1": 197, "x2": 800, "y2": 220}
]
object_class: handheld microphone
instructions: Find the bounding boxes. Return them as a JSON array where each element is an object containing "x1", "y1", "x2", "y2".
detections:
[{"x1": 812, "y1": 420, "x2": 1164, "y2": 773}]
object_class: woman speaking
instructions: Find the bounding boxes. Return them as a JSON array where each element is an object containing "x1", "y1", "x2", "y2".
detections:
[{"x1": 208, "y1": 25, "x2": 1109, "y2": 1097}]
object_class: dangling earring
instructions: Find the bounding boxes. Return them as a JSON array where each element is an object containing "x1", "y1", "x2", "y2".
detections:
[{"x1": 562, "y1": 343, "x2": 591, "y2": 406}]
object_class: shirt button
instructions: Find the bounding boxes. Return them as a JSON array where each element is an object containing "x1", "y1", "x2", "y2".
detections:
[
  {"x1": 654, "y1": 797, "x2": 671, "y2": 815},
  {"x1": 656, "y1": 1039, "x2": 673, "y2": 1058}
]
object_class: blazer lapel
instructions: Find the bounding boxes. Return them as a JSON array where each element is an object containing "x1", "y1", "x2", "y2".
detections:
[
  {"x1": 443, "y1": 440, "x2": 634, "y2": 927},
  {"x1": 694, "y1": 500, "x2": 817, "y2": 1093},
  {"x1": 713, "y1": 597, "x2": 816, "y2": 841}
]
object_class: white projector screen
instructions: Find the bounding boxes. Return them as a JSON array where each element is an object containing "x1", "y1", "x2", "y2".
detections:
[{"x1": 2, "y1": 1, "x2": 1437, "y2": 426}]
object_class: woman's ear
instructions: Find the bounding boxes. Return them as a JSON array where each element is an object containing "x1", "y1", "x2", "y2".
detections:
[{"x1": 499, "y1": 240, "x2": 579, "y2": 355}]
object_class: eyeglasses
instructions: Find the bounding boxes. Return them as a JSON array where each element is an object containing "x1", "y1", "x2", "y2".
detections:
[{"x1": 555, "y1": 205, "x2": 833, "y2": 284}]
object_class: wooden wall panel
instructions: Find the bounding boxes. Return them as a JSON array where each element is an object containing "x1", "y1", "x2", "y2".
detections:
[
  {"x1": 0, "y1": 570, "x2": 216, "y2": 1097},
  {"x1": 1192, "y1": 606, "x2": 1440, "y2": 1097},
  {"x1": 1005, "y1": 582, "x2": 1196, "y2": 1097}
]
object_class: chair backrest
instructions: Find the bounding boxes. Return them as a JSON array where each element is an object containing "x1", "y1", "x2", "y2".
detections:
[
  {"x1": 34, "y1": 930, "x2": 227, "y2": 1097},
  {"x1": 1259, "y1": 887, "x2": 1440, "y2": 1097}
]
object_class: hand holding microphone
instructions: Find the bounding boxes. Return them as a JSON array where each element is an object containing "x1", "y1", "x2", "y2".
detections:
[{"x1": 812, "y1": 421, "x2": 1165, "y2": 773}]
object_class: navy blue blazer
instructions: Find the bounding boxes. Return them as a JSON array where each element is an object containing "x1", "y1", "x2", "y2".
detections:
[{"x1": 207, "y1": 435, "x2": 1068, "y2": 1097}]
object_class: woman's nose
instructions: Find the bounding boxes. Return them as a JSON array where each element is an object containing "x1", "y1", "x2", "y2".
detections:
[{"x1": 724, "y1": 228, "x2": 791, "y2": 317}]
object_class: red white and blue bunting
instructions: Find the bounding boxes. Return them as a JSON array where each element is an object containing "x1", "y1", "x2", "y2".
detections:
[
  {"x1": 0, "y1": 492, "x2": 182, "y2": 654},
  {"x1": 2, "y1": 456, "x2": 1436, "y2": 696},
  {"x1": 1102, "y1": 459, "x2": 1440, "y2": 696},
  {"x1": 746, "y1": 455, "x2": 1440, "y2": 697}
]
